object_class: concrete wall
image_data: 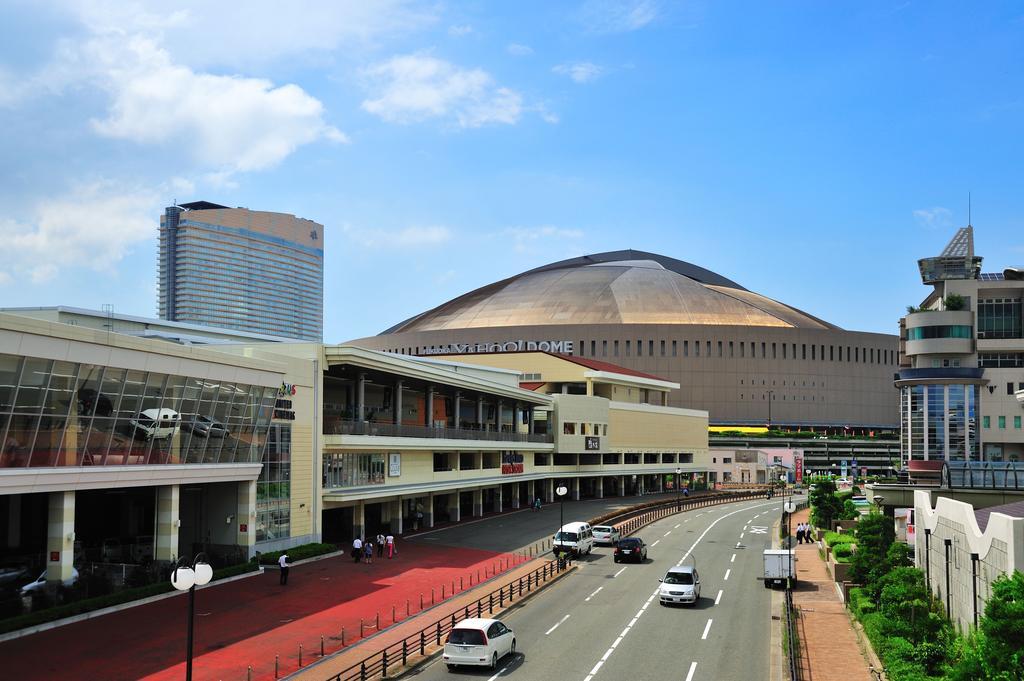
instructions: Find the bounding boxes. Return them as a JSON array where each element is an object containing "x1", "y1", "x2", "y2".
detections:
[{"x1": 913, "y1": 489, "x2": 1024, "y2": 632}]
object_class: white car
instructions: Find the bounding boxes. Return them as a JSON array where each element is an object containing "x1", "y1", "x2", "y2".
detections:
[
  {"x1": 130, "y1": 408, "x2": 180, "y2": 440},
  {"x1": 443, "y1": 618, "x2": 516, "y2": 671},
  {"x1": 659, "y1": 566, "x2": 700, "y2": 606},
  {"x1": 21, "y1": 567, "x2": 79, "y2": 595},
  {"x1": 592, "y1": 525, "x2": 620, "y2": 545}
]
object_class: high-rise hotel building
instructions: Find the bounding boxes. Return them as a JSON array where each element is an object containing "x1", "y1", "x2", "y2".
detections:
[{"x1": 159, "y1": 201, "x2": 324, "y2": 341}]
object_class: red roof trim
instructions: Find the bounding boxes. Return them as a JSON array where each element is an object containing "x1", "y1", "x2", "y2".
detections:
[
  {"x1": 546, "y1": 352, "x2": 669, "y2": 381},
  {"x1": 518, "y1": 382, "x2": 546, "y2": 391}
]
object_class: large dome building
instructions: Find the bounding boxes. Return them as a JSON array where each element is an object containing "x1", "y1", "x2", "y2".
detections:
[{"x1": 351, "y1": 250, "x2": 899, "y2": 430}]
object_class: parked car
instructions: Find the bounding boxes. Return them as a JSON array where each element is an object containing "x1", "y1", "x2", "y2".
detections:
[
  {"x1": 443, "y1": 618, "x2": 516, "y2": 670},
  {"x1": 553, "y1": 521, "x2": 594, "y2": 557},
  {"x1": 659, "y1": 565, "x2": 701, "y2": 605},
  {"x1": 130, "y1": 408, "x2": 180, "y2": 440},
  {"x1": 21, "y1": 567, "x2": 79, "y2": 595},
  {"x1": 183, "y1": 415, "x2": 229, "y2": 438},
  {"x1": 613, "y1": 537, "x2": 648, "y2": 563},
  {"x1": 0, "y1": 565, "x2": 29, "y2": 589},
  {"x1": 592, "y1": 525, "x2": 620, "y2": 545}
]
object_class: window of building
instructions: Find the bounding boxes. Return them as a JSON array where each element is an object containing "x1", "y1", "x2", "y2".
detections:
[
  {"x1": 1009, "y1": 382, "x2": 1016, "y2": 395},
  {"x1": 679, "y1": 453, "x2": 694, "y2": 463},
  {"x1": 978, "y1": 298, "x2": 1023, "y2": 339},
  {"x1": 978, "y1": 353, "x2": 1024, "y2": 368},
  {"x1": 625, "y1": 340, "x2": 631, "y2": 357},
  {"x1": 740, "y1": 342, "x2": 745, "y2": 358},
  {"x1": 591, "y1": 340, "x2": 596, "y2": 356},
  {"x1": 811, "y1": 345, "x2": 816, "y2": 360},
  {"x1": 322, "y1": 452, "x2": 385, "y2": 488},
  {"x1": 906, "y1": 325, "x2": 973, "y2": 340},
  {"x1": 614, "y1": 340, "x2": 619, "y2": 356},
  {"x1": 1015, "y1": 416, "x2": 1022, "y2": 429},
  {"x1": 579, "y1": 340, "x2": 584, "y2": 356},
  {"x1": 999, "y1": 416, "x2": 1007, "y2": 429},
  {"x1": 695, "y1": 341, "x2": 700, "y2": 357},
  {"x1": 801, "y1": 344, "x2": 806, "y2": 360},
  {"x1": 722, "y1": 457, "x2": 732, "y2": 464},
  {"x1": 782, "y1": 344, "x2": 787, "y2": 359},
  {"x1": 772, "y1": 343, "x2": 777, "y2": 359},
  {"x1": 534, "y1": 452, "x2": 550, "y2": 466},
  {"x1": 602, "y1": 340, "x2": 608, "y2": 357},
  {"x1": 672, "y1": 340, "x2": 678, "y2": 357},
  {"x1": 792, "y1": 344, "x2": 797, "y2": 359},
  {"x1": 661, "y1": 340, "x2": 666, "y2": 356},
  {"x1": 563, "y1": 422, "x2": 576, "y2": 435},
  {"x1": 762, "y1": 342, "x2": 767, "y2": 358},
  {"x1": 983, "y1": 416, "x2": 990, "y2": 428},
  {"x1": 706, "y1": 341, "x2": 711, "y2": 356}
]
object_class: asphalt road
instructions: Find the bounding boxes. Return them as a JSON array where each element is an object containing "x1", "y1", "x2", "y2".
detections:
[
  {"x1": 409, "y1": 492, "x2": 703, "y2": 553},
  {"x1": 403, "y1": 496, "x2": 800, "y2": 681}
]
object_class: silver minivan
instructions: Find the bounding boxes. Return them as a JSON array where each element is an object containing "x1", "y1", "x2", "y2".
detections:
[{"x1": 553, "y1": 521, "x2": 594, "y2": 557}]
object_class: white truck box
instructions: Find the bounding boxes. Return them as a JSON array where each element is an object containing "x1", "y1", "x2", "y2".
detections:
[{"x1": 762, "y1": 549, "x2": 796, "y2": 588}]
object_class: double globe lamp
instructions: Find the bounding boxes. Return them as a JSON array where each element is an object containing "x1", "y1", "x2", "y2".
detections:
[{"x1": 171, "y1": 555, "x2": 214, "y2": 681}]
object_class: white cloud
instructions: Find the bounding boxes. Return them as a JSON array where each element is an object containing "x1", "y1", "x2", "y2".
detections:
[
  {"x1": 506, "y1": 43, "x2": 534, "y2": 56},
  {"x1": 361, "y1": 54, "x2": 525, "y2": 127},
  {"x1": 0, "y1": 180, "x2": 161, "y2": 283},
  {"x1": 81, "y1": 35, "x2": 346, "y2": 173},
  {"x1": 55, "y1": 0, "x2": 438, "y2": 68},
  {"x1": 553, "y1": 61, "x2": 605, "y2": 83},
  {"x1": 340, "y1": 223, "x2": 453, "y2": 249},
  {"x1": 913, "y1": 207, "x2": 954, "y2": 230},
  {"x1": 448, "y1": 24, "x2": 473, "y2": 37},
  {"x1": 504, "y1": 226, "x2": 584, "y2": 254},
  {"x1": 578, "y1": 0, "x2": 659, "y2": 34}
]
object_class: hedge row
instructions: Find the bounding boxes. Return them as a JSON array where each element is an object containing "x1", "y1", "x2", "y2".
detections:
[
  {"x1": 258, "y1": 542, "x2": 338, "y2": 565},
  {"x1": 0, "y1": 561, "x2": 260, "y2": 635},
  {"x1": 823, "y1": 531, "x2": 856, "y2": 548}
]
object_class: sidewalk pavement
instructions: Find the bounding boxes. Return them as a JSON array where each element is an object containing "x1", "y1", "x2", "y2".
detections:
[
  {"x1": 293, "y1": 555, "x2": 572, "y2": 680},
  {"x1": 788, "y1": 508, "x2": 875, "y2": 681}
]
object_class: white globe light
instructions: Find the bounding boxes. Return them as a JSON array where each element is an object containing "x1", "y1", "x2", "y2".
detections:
[
  {"x1": 194, "y1": 562, "x2": 213, "y2": 586},
  {"x1": 784, "y1": 502, "x2": 797, "y2": 514},
  {"x1": 556, "y1": 485, "x2": 568, "y2": 496},
  {"x1": 171, "y1": 567, "x2": 196, "y2": 591}
]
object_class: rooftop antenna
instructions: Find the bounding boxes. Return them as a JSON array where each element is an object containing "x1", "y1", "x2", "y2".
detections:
[{"x1": 968, "y1": 192, "x2": 972, "y2": 226}]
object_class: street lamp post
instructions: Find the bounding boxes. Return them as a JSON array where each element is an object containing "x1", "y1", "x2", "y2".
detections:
[
  {"x1": 171, "y1": 554, "x2": 214, "y2": 681},
  {"x1": 781, "y1": 475, "x2": 797, "y2": 588},
  {"x1": 767, "y1": 390, "x2": 775, "y2": 429},
  {"x1": 675, "y1": 467, "x2": 683, "y2": 511},
  {"x1": 555, "y1": 485, "x2": 568, "y2": 565}
]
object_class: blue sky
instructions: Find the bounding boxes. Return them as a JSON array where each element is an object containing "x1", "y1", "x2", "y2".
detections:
[{"x1": 1, "y1": 1, "x2": 1021, "y2": 343}]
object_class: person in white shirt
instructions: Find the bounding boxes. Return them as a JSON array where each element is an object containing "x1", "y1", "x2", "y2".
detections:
[
  {"x1": 376, "y1": 533, "x2": 386, "y2": 558},
  {"x1": 386, "y1": 534, "x2": 396, "y2": 559},
  {"x1": 278, "y1": 552, "x2": 290, "y2": 585},
  {"x1": 352, "y1": 537, "x2": 363, "y2": 563}
]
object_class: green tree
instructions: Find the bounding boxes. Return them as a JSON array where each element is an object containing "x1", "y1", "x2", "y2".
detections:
[
  {"x1": 840, "y1": 498, "x2": 860, "y2": 520},
  {"x1": 810, "y1": 479, "x2": 844, "y2": 529},
  {"x1": 851, "y1": 511, "x2": 895, "y2": 591},
  {"x1": 944, "y1": 293, "x2": 966, "y2": 311},
  {"x1": 979, "y1": 571, "x2": 1024, "y2": 676},
  {"x1": 886, "y1": 541, "x2": 914, "y2": 569}
]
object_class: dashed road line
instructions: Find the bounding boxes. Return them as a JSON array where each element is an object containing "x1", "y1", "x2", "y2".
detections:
[
  {"x1": 701, "y1": 618, "x2": 713, "y2": 640},
  {"x1": 724, "y1": 568, "x2": 731, "y2": 581},
  {"x1": 487, "y1": 666, "x2": 509, "y2": 681},
  {"x1": 651, "y1": 539, "x2": 660, "y2": 546},
  {"x1": 585, "y1": 586, "x2": 604, "y2": 602},
  {"x1": 715, "y1": 589, "x2": 723, "y2": 605},
  {"x1": 664, "y1": 530, "x2": 672, "y2": 537},
  {"x1": 674, "y1": 523, "x2": 681, "y2": 529},
  {"x1": 684, "y1": 661, "x2": 697, "y2": 681},
  {"x1": 545, "y1": 614, "x2": 570, "y2": 635},
  {"x1": 731, "y1": 553, "x2": 736, "y2": 563},
  {"x1": 614, "y1": 567, "x2": 627, "y2": 578}
]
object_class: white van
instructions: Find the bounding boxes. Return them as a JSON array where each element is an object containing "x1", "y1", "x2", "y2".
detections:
[
  {"x1": 553, "y1": 521, "x2": 594, "y2": 557},
  {"x1": 130, "y1": 408, "x2": 180, "y2": 440}
]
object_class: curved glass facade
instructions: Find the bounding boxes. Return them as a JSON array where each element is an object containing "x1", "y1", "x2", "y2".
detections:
[
  {"x1": 906, "y1": 325, "x2": 973, "y2": 340},
  {"x1": 0, "y1": 354, "x2": 277, "y2": 468},
  {"x1": 900, "y1": 382, "x2": 978, "y2": 462}
]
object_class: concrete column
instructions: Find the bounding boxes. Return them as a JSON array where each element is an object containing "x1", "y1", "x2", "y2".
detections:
[
  {"x1": 596, "y1": 478, "x2": 604, "y2": 499},
  {"x1": 527, "y1": 480, "x2": 536, "y2": 505},
  {"x1": 497, "y1": 401, "x2": 504, "y2": 432},
  {"x1": 493, "y1": 486, "x2": 503, "y2": 513},
  {"x1": 394, "y1": 380, "x2": 403, "y2": 425},
  {"x1": 237, "y1": 479, "x2": 256, "y2": 560},
  {"x1": 427, "y1": 385, "x2": 435, "y2": 428},
  {"x1": 154, "y1": 485, "x2": 180, "y2": 563},
  {"x1": 448, "y1": 492, "x2": 461, "y2": 523},
  {"x1": 357, "y1": 373, "x2": 366, "y2": 422},
  {"x1": 657, "y1": 475, "x2": 664, "y2": 493},
  {"x1": 571, "y1": 477, "x2": 580, "y2": 501},
  {"x1": 477, "y1": 396, "x2": 485, "y2": 430},
  {"x1": 46, "y1": 491, "x2": 75, "y2": 584},
  {"x1": 425, "y1": 493, "x2": 435, "y2": 528},
  {"x1": 546, "y1": 478, "x2": 555, "y2": 503},
  {"x1": 453, "y1": 391, "x2": 461, "y2": 428},
  {"x1": 390, "y1": 499, "x2": 403, "y2": 535},
  {"x1": 511, "y1": 483, "x2": 521, "y2": 510},
  {"x1": 354, "y1": 501, "x2": 366, "y2": 541},
  {"x1": 619, "y1": 476, "x2": 626, "y2": 496}
]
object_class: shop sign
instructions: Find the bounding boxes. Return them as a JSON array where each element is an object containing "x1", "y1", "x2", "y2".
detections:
[
  {"x1": 420, "y1": 340, "x2": 574, "y2": 356},
  {"x1": 584, "y1": 436, "x2": 600, "y2": 450},
  {"x1": 278, "y1": 383, "x2": 298, "y2": 396},
  {"x1": 501, "y1": 452, "x2": 524, "y2": 475},
  {"x1": 794, "y1": 455, "x2": 803, "y2": 483},
  {"x1": 389, "y1": 452, "x2": 401, "y2": 477},
  {"x1": 240, "y1": 524, "x2": 247, "y2": 533},
  {"x1": 50, "y1": 551, "x2": 59, "y2": 562}
]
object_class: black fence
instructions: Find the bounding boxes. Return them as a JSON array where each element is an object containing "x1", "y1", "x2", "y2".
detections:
[
  {"x1": 784, "y1": 586, "x2": 801, "y2": 681},
  {"x1": 605, "y1": 490, "x2": 766, "y2": 536},
  {"x1": 326, "y1": 419, "x2": 553, "y2": 444}
]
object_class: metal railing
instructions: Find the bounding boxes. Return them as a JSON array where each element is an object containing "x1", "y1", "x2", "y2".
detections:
[
  {"x1": 943, "y1": 461, "x2": 1024, "y2": 490},
  {"x1": 599, "y1": 490, "x2": 766, "y2": 536},
  {"x1": 325, "y1": 419, "x2": 553, "y2": 444},
  {"x1": 321, "y1": 558, "x2": 569, "y2": 681},
  {"x1": 784, "y1": 586, "x2": 801, "y2": 681}
]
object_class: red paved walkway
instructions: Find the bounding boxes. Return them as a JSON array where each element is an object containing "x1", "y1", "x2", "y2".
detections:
[{"x1": 1, "y1": 542, "x2": 529, "y2": 681}]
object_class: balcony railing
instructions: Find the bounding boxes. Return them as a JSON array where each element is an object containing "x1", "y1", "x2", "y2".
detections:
[
  {"x1": 324, "y1": 419, "x2": 553, "y2": 444},
  {"x1": 943, "y1": 461, "x2": 1024, "y2": 490}
]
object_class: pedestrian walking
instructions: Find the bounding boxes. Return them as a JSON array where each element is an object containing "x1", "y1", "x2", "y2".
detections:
[
  {"x1": 795, "y1": 523, "x2": 804, "y2": 545},
  {"x1": 376, "y1": 533, "x2": 385, "y2": 558},
  {"x1": 363, "y1": 541, "x2": 373, "y2": 564},
  {"x1": 352, "y1": 536, "x2": 363, "y2": 563},
  {"x1": 278, "y1": 552, "x2": 291, "y2": 585},
  {"x1": 386, "y1": 533, "x2": 395, "y2": 559}
]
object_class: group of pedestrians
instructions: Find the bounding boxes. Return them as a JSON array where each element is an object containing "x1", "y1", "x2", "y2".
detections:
[
  {"x1": 794, "y1": 522, "x2": 813, "y2": 544},
  {"x1": 352, "y1": 533, "x2": 398, "y2": 563}
]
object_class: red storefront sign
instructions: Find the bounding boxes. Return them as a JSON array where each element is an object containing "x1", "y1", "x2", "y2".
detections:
[{"x1": 794, "y1": 456, "x2": 803, "y2": 483}]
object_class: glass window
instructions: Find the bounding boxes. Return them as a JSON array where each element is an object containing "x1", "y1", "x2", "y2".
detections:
[
  {"x1": 614, "y1": 340, "x2": 619, "y2": 357},
  {"x1": 906, "y1": 325, "x2": 973, "y2": 340},
  {"x1": 998, "y1": 416, "x2": 1006, "y2": 429},
  {"x1": 983, "y1": 416, "x2": 990, "y2": 428},
  {"x1": 977, "y1": 298, "x2": 1023, "y2": 339},
  {"x1": 1015, "y1": 416, "x2": 1022, "y2": 429}
]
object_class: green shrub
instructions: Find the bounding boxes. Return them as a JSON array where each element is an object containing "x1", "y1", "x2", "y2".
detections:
[
  {"x1": 848, "y1": 587, "x2": 876, "y2": 617},
  {"x1": 832, "y1": 544, "x2": 854, "y2": 561},
  {"x1": 259, "y1": 542, "x2": 338, "y2": 565},
  {"x1": 824, "y1": 531, "x2": 856, "y2": 548}
]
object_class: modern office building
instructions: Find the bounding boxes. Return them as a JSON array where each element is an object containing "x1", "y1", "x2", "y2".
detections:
[
  {"x1": 159, "y1": 201, "x2": 324, "y2": 341},
  {"x1": 897, "y1": 226, "x2": 1024, "y2": 468},
  {"x1": 353, "y1": 250, "x2": 900, "y2": 431}
]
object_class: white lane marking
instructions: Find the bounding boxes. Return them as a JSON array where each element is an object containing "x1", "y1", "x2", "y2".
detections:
[
  {"x1": 715, "y1": 589, "x2": 723, "y2": 605},
  {"x1": 585, "y1": 586, "x2": 604, "y2": 602},
  {"x1": 674, "y1": 523, "x2": 681, "y2": 529},
  {"x1": 750, "y1": 526, "x2": 768, "y2": 534},
  {"x1": 731, "y1": 553, "x2": 736, "y2": 563},
  {"x1": 487, "y1": 666, "x2": 509, "y2": 681},
  {"x1": 611, "y1": 635, "x2": 624, "y2": 649},
  {"x1": 589, "y1": 660, "x2": 604, "y2": 675},
  {"x1": 701, "y1": 618, "x2": 713, "y2": 640},
  {"x1": 629, "y1": 617, "x2": 638, "y2": 627},
  {"x1": 743, "y1": 525, "x2": 748, "y2": 531},
  {"x1": 736, "y1": 542, "x2": 742, "y2": 548},
  {"x1": 684, "y1": 661, "x2": 698, "y2": 681},
  {"x1": 545, "y1": 614, "x2": 570, "y2": 635},
  {"x1": 601, "y1": 649, "x2": 612, "y2": 662},
  {"x1": 739, "y1": 532, "x2": 745, "y2": 539},
  {"x1": 614, "y1": 567, "x2": 627, "y2": 578},
  {"x1": 652, "y1": 540, "x2": 661, "y2": 546},
  {"x1": 724, "y1": 568, "x2": 731, "y2": 581},
  {"x1": 664, "y1": 530, "x2": 672, "y2": 537}
]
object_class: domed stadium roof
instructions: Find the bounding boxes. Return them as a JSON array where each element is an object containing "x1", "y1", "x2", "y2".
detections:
[{"x1": 383, "y1": 249, "x2": 837, "y2": 333}]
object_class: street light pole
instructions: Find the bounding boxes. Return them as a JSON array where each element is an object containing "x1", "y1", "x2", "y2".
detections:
[
  {"x1": 171, "y1": 554, "x2": 213, "y2": 681},
  {"x1": 767, "y1": 390, "x2": 774, "y2": 429}
]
